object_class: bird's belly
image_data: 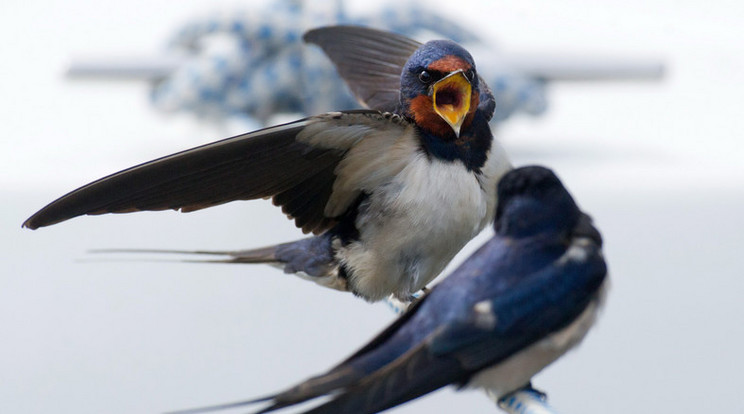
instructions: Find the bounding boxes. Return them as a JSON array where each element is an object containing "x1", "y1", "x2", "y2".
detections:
[
  {"x1": 340, "y1": 157, "x2": 490, "y2": 301},
  {"x1": 467, "y1": 281, "x2": 608, "y2": 400}
]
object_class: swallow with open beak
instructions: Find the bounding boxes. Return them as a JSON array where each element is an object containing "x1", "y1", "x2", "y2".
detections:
[
  {"x1": 170, "y1": 166, "x2": 608, "y2": 414},
  {"x1": 22, "y1": 26, "x2": 511, "y2": 302}
]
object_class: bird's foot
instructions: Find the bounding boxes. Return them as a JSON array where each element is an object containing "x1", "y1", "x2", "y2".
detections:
[
  {"x1": 385, "y1": 288, "x2": 430, "y2": 314},
  {"x1": 496, "y1": 382, "x2": 550, "y2": 412},
  {"x1": 521, "y1": 382, "x2": 547, "y2": 401},
  {"x1": 384, "y1": 295, "x2": 412, "y2": 314}
]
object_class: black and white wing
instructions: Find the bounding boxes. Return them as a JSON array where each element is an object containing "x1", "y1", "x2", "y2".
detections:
[{"x1": 23, "y1": 111, "x2": 417, "y2": 234}]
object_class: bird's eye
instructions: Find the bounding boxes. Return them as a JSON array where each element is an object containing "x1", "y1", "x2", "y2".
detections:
[
  {"x1": 418, "y1": 70, "x2": 432, "y2": 84},
  {"x1": 465, "y1": 69, "x2": 475, "y2": 82}
]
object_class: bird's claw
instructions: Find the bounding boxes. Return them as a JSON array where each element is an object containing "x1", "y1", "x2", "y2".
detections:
[{"x1": 521, "y1": 382, "x2": 548, "y2": 401}]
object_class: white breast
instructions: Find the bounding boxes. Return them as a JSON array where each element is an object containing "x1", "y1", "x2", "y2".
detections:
[{"x1": 338, "y1": 154, "x2": 491, "y2": 301}]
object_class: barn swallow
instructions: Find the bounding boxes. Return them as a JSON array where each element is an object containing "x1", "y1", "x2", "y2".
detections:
[
  {"x1": 171, "y1": 166, "x2": 608, "y2": 414},
  {"x1": 22, "y1": 26, "x2": 511, "y2": 302}
]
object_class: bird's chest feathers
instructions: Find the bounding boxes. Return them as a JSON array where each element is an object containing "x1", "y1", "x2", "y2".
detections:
[
  {"x1": 339, "y1": 155, "x2": 489, "y2": 300},
  {"x1": 373, "y1": 156, "x2": 487, "y2": 232}
]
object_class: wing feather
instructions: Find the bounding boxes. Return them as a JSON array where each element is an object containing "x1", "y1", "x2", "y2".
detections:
[
  {"x1": 24, "y1": 111, "x2": 416, "y2": 235},
  {"x1": 431, "y1": 242, "x2": 607, "y2": 370},
  {"x1": 300, "y1": 343, "x2": 462, "y2": 414},
  {"x1": 304, "y1": 26, "x2": 421, "y2": 112},
  {"x1": 273, "y1": 162, "x2": 340, "y2": 233}
]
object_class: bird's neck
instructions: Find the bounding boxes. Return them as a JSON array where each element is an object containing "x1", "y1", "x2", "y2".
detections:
[{"x1": 416, "y1": 111, "x2": 492, "y2": 173}]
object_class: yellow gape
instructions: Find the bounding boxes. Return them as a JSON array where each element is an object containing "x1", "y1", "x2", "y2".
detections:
[{"x1": 432, "y1": 70, "x2": 472, "y2": 137}]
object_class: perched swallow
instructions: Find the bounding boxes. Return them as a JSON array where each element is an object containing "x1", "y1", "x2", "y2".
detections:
[
  {"x1": 22, "y1": 26, "x2": 511, "y2": 302},
  {"x1": 172, "y1": 166, "x2": 608, "y2": 414}
]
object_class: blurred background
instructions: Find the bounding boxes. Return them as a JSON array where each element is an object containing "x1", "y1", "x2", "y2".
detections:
[{"x1": 3, "y1": 0, "x2": 744, "y2": 413}]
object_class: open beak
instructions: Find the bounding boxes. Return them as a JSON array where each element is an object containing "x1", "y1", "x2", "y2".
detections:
[{"x1": 432, "y1": 70, "x2": 472, "y2": 137}]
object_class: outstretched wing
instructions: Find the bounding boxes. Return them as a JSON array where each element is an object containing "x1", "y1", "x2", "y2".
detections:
[
  {"x1": 23, "y1": 111, "x2": 417, "y2": 234},
  {"x1": 304, "y1": 26, "x2": 421, "y2": 113}
]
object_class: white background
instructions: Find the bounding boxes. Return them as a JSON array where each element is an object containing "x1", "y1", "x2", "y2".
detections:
[{"x1": 2, "y1": 0, "x2": 744, "y2": 413}]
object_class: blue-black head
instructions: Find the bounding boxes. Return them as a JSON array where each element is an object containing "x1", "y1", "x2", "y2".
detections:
[
  {"x1": 495, "y1": 166, "x2": 582, "y2": 238},
  {"x1": 400, "y1": 40, "x2": 481, "y2": 138}
]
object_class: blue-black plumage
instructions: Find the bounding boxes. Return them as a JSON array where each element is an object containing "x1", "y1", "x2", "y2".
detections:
[{"x1": 172, "y1": 166, "x2": 608, "y2": 414}]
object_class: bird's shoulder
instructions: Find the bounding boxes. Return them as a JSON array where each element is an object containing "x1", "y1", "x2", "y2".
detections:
[
  {"x1": 299, "y1": 110, "x2": 423, "y2": 219},
  {"x1": 423, "y1": 233, "x2": 606, "y2": 364},
  {"x1": 299, "y1": 110, "x2": 411, "y2": 149}
]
